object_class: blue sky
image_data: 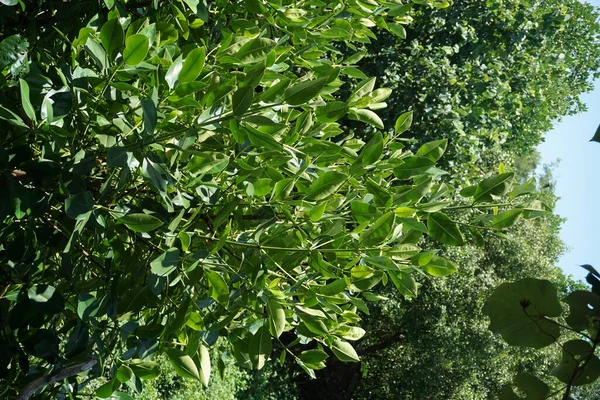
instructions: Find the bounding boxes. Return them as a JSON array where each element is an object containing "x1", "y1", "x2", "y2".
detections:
[{"x1": 536, "y1": 0, "x2": 600, "y2": 281}]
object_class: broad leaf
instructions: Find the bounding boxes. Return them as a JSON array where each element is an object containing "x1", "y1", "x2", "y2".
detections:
[
  {"x1": 427, "y1": 212, "x2": 464, "y2": 246},
  {"x1": 360, "y1": 212, "x2": 395, "y2": 246},
  {"x1": 305, "y1": 171, "x2": 347, "y2": 201},
  {"x1": 179, "y1": 47, "x2": 206, "y2": 83},
  {"x1": 123, "y1": 34, "x2": 149, "y2": 66},
  {"x1": 116, "y1": 213, "x2": 163, "y2": 232},
  {"x1": 330, "y1": 338, "x2": 360, "y2": 362},
  {"x1": 285, "y1": 77, "x2": 328, "y2": 106},
  {"x1": 166, "y1": 349, "x2": 201, "y2": 380},
  {"x1": 483, "y1": 278, "x2": 562, "y2": 348},
  {"x1": 150, "y1": 248, "x2": 180, "y2": 277},
  {"x1": 552, "y1": 340, "x2": 600, "y2": 385}
]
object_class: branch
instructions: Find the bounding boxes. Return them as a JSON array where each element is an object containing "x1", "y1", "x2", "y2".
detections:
[
  {"x1": 357, "y1": 332, "x2": 405, "y2": 356},
  {"x1": 16, "y1": 358, "x2": 98, "y2": 400}
]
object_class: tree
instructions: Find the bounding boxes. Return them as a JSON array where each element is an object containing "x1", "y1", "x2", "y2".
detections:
[
  {"x1": 2, "y1": 0, "x2": 541, "y2": 398},
  {"x1": 357, "y1": 0, "x2": 600, "y2": 179}
]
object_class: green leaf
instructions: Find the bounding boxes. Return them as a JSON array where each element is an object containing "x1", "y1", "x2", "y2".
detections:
[
  {"x1": 492, "y1": 209, "x2": 522, "y2": 229},
  {"x1": 198, "y1": 345, "x2": 211, "y2": 386},
  {"x1": 65, "y1": 191, "x2": 93, "y2": 219},
  {"x1": 100, "y1": 18, "x2": 124, "y2": 59},
  {"x1": 205, "y1": 270, "x2": 229, "y2": 305},
  {"x1": 298, "y1": 349, "x2": 328, "y2": 369},
  {"x1": 267, "y1": 299, "x2": 286, "y2": 338},
  {"x1": 232, "y1": 86, "x2": 254, "y2": 117},
  {"x1": 473, "y1": 173, "x2": 515, "y2": 203},
  {"x1": 116, "y1": 365, "x2": 133, "y2": 383},
  {"x1": 141, "y1": 99, "x2": 157, "y2": 135},
  {"x1": 360, "y1": 132, "x2": 383, "y2": 165},
  {"x1": 315, "y1": 101, "x2": 348, "y2": 123},
  {"x1": 130, "y1": 360, "x2": 160, "y2": 380},
  {"x1": 284, "y1": 77, "x2": 328, "y2": 106},
  {"x1": 388, "y1": 271, "x2": 418, "y2": 297},
  {"x1": 360, "y1": 211, "x2": 395, "y2": 246},
  {"x1": 19, "y1": 79, "x2": 35, "y2": 122},
  {"x1": 422, "y1": 255, "x2": 457, "y2": 277},
  {"x1": 348, "y1": 77, "x2": 376, "y2": 104},
  {"x1": 483, "y1": 278, "x2": 562, "y2": 348},
  {"x1": 166, "y1": 348, "x2": 201, "y2": 380},
  {"x1": 236, "y1": 37, "x2": 276, "y2": 64},
  {"x1": 552, "y1": 340, "x2": 600, "y2": 385},
  {"x1": 393, "y1": 157, "x2": 435, "y2": 180},
  {"x1": 95, "y1": 380, "x2": 117, "y2": 398},
  {"x1": 330, "y1": 338, "x2": 360, "y2": 362},
  {"x1": 150, "y1": 248, "x2": 180, "y2": 277},
  {"x1": 394, "y1": 110, "x2": 413, "y2": 135},
  {"x1": 416, "y1": 139, "x2": 447, "y2": 161},
  {"x1": 427, "y1": 212, "x2": 464, "y2": 246},
  {"x1": 179, "y1": 47, "x2": 206, "y2": 83},
  {"x1": 249, "y1": 326, "x2": 272, "y2": 370},
  {"x1": 563, "y1": 290, "x2": 600, "y2": 331},
  {"x1": 349, "y1": 108, "x2": 384, "y2": 129},
  {"x1": 388, "y1": 23, "x2": 406, "y2": 38},
  {"x1": 166, "y1": 55, "x2": 184, "y2": 89},
  {"x1": 123, "y1": 34, "x2": 149, "y2": 66},
  {"x1": 116, "y1": 213, "x2": 163, "y2": 232},
  {"x1": 305, "y1": 171, "x2": 347, "y2": 201},
  {"x1": 319, "y1": 278, "x2": 347, "y2": 295}
]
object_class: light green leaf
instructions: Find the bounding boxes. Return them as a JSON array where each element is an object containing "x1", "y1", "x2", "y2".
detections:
[
  {"x1": 166, "y1": 348, "x2": 201, "y2": 380},
  {"x1": 199, "y1": 345, "x2": 211, "y2": 386},
  {"x1": 179, "y1": 47, "x2": 206, "y2": 83},
  {"x1": 150, "y1": 248, "x2": 180, "y2": 277},
  {"x1": 330, "y1": 338, "x2": 360, "y2": 362},
  {"x1": 116, "y1": 213, "x2": 163, "y2": 233},
  {"x1": 305, "y1": 171, "x2": 347, "y2": 201},
  {"x1": 427, "y1": 212, "x2": 464, "y2": 246},
  {"x1": 236, "y1": 37, "x2": 276, "y2": 64},
  {"x1": 393, "y1": 157, "x2": 435, "y2": 180},
  {"x1": 360, "y1": 211, "x2": 395, "y2": 246},
  {"x1": 492, "y1": 209, "x2": 522, "y2": 229},
  {"x1": 116, "y1": 365, "x2": 133, "y2": 383},
  {"x1": 205, "y1": 270, "x2": 229, "y2": 305},
  {"x1": 123, "y1": 34, "x2": 149, "y2": 66},
  {"x1": 298, "y1": 349, "x2": 328, "y2": 369},
  {"x1": 349, "y1": 108, "x2": 384, "y2": 129},
  {"x1": 388, "y1": 271, "x2": 418, "y2": 297},
  {"x1": 473, "y1": 172, "x2": 515, "y2": 203},
  {"x1": 19, "y1": 79, "x2": 35, "y2": 121},
  {"x1": 267, "y1": 298, "x2": 286, "y2": 338},
  {"x1": 394, "y1": 110, "x2": 413, "y2": 134},
  {"x1": 422, "y1": 255, "x2": 457, "y2": 277},
  {"x1": 416, "y1": 139, "x2": 447, "y2": 161},
  {"x1": 129, "y1": 360, "x2": 160, "y2": 380},
  {"x1": 166, "y1": 55, "x2": 184, "y2": 89},
  {"x1": 319, "y1": 278, "x2": 347, "y2": 295},
  {"x1": 284, "y1": 77, "x2": 328, "y2": 106},
  {"x1": 348, "y1": 77, "x2": 376, "y2": 104}
]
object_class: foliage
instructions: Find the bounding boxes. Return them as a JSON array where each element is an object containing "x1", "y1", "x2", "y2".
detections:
[
  {"x1": 357, "y1": 0, "x2": 600, "y2": 179},
  {"x1": 484, "y1": 265, "x2": 600, "y2": 399},
  {"x1": 0, "y1": 0, "x2": 549, "y2": 398}
]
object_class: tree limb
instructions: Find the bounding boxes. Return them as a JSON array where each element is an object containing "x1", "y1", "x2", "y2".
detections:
[{"x1": 16, "y1": 359, "x2": 98, "y2": 400}]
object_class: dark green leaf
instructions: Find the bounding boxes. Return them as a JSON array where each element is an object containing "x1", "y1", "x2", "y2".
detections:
[
  {"x1": 315, "y1": 101, "x2": 348, "y2": 123},
  {"x1": 249, "y1": 326, "x2": 272, "y2": 370},
  {"x1": 100, "y1": 18, "x2": 124, "y2": 59},
  {"x1": 141, "y1": 99, "x2": 157, "y2": 134},
  {"x1": 483, "y1": 278, "x2": 562, "y2": 348},
  {"x1": 65, "y1": 191, "x2": 93, "y2": 219},
  {"x1": 267, "y1": 299, "x2": 286, "y2": 338},
  {"x1": 427, "y1": 212, "x2": 464, "y2": 246},
  {"x1": 552, "y1": 340, "x2": 600, "y2": 385},
  {"x1": 232, "y1": 86, "x2": 254, "y2": 117},
  {"x1": 416, "y1": 139, "x2": 447, "y2": 161},
  {"x1": 388, "y1": 271, "x2": 418, "y2": 297},
  {"x1": 284, "y1": 77, "x2": 328, "y2": 106},
  {"x1": 237, "y1": 37, "x2": 276, "y2": 64},
  {"x1": 492, "y1": 209, "x2": 522, "y2": 229},
  {"x1": 205, "y1": 270, "x2": 229, "y2": 305},
  {"x1": 116, "y1": 213, "x2": 163, "y2": 232},
  {"x1": 393, "y1": 157, "x2": 435, "y2": 180},
  {"x1": 130, "y1": 360, "x2": 160, "y2": 380}
]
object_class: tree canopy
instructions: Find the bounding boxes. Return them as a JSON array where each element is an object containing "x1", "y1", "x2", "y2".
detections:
[{"x1": 1, "y1": 0, "x2": 599, "y2": 399}]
